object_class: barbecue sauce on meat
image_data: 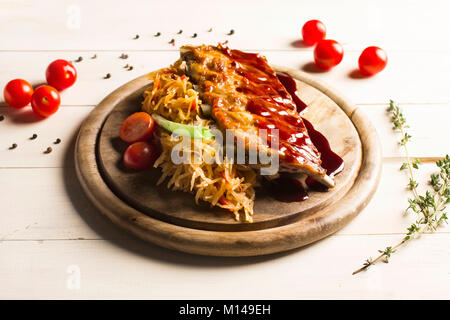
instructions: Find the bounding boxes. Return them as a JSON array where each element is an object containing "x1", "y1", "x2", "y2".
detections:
[
  {"x1": 265, "y1": 176, "x2": 309, "y2": 202},
  {"x1": 269, "y1": 73, "x2": 344, "y2": 202},
  {"x1": 275, "y1": 72, "x2": 308, "y2": 113},
  {"x1": 184, "y1": 45, "x2": 343, "y2": 202},
  {"x1": 219, "y1": 47, "x2": 323, "y2": 174},
  {"x1": 276, "y1": 73, "x2": 344, "y2": 176}
]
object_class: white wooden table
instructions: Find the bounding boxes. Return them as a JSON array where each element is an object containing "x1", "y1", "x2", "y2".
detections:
[{"x1": 1, "y1": 0, "x2": 449, "y2": 299}]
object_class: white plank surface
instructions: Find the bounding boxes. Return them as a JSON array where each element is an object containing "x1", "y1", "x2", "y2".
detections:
[
  {"x1": 0, "y1": 51, "x2": 449, "y2": 106},
  {"x1": 1, "y1": 234, "x2": 449, "y2": 299},
  {"x1": 0, "y1": 161, "x2": 448, "y2": 239},
  {"x1": 0, "y1": 106, "x2": 91, "y2": 167},
  {"x1": 1, "y1": 0, "x2": 449, "y2": 299},
  {"x1": 1, "y1": 0, "x2": 449, "y2": 52},
  {"x1": 1, "y1": 104, "x2": 448, "y2": 168}
]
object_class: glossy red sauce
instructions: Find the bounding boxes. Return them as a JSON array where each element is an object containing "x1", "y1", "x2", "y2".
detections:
[
  {"x1": 275, "y1": 72, "x2": 344, "y2": 177},
  {"x1": 271, "y1": 73, "x2": 344, "y2": 201},
  {"x1": 264, "y1": 176, "x2": 309, "y2": 202},
  {"x1": 219, "y1": 47, "x2": 322, "y2": 171},
  {"x1": 276, "y1": 72, "x2": 308, "y2": 113},
  {"x1": 219, "y1": 46, "x2": 343, "y2": 202},
  {"x1": 303, "y1": 119, "x2": 344, "y2": 177},
  {"x1": 273, "y1": 72, "x2": 344, "y2": 201}
]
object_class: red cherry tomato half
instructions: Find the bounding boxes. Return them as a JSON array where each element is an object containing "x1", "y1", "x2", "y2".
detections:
[
  {"x1": 302, "y1": 20, "x2": 326, "y2": 46},
  {"x1": 314, "y1": 39, "x2": 344, "y2": 70},
  {"x1": 3, "y1": 79, "x2": 34, "y2": 109},
  {"x1": 358, "y1": 46, "x2": 388, "y2": 76},
  {"x1": 119, "y1": 112, "x2": 157, "y2": 144},
  {"x1": 30, "y1": 85, "x2": 61, "y2": 118},
  {"x1": 123, "y1": 141, "x2": 159, "y2": 171},
  {"x1": 45, "y1": 59, "x2": 77, "y2": 91}
]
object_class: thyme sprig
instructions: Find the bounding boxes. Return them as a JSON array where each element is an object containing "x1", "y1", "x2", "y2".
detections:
[{"x1": 352, "y1": 100, "x2": 449, "y2": 275}]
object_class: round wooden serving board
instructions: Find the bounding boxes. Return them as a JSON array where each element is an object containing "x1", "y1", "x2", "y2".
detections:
[{"x1": 75, "y1": 66, "x2": 382, "y2": 256}]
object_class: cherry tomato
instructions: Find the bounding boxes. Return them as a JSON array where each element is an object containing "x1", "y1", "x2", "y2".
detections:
[
  {"x1": 313, "y1": 39, "x2": 344, "y2": 70},
  {"x1": 302, "y1": 20, "x2": 326, "y2": 46},
  {"x1": 119, "y1": 112, "x2": 157, "y2": 144},
  {"x1": 3, "y1": 79, "x2": 34, "y2": 109},
  {"x1": 123, "y1": 141, "x2": 159, "y2": 171},
  {"x1": 358, "y1": 46, "x2": 388, "y2": 76},
  {"x1": 30, "y1": 85, "x2": 61, "y2": 118},
  {"x1": 45, "y1": 59, "x2": 77, "y2": 91}
]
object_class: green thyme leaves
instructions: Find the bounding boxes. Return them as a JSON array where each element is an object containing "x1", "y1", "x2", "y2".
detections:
[{"x1": 353, "y1": 101, "x2": 449, "y2": 275}]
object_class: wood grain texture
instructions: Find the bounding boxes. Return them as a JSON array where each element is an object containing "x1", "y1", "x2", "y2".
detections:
[
  {"x1": 1, "y1": 0, "x2": 449, "y2": 52},
  {"x1": 2, "y1": 51, "x2": 449, "y2": 106},
  {"x1": 0, "y1": 234, "x2": 448, "y2": 300},
  {"x1": 1, "y1": 161, "x2": 447, "y2": 242},
  {"x1": 1, "y1": 104, "x2": 447, "y2": 169},
  {"x1": 97, "y1": 76, "x2": 361, "y2": 232},
  {"x1": 75, "y1": 66, "x2": 381, "y2": 256},
  {"x1": 1, "y1": 0, "x2": 450, "y2": 299}
]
